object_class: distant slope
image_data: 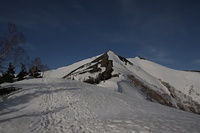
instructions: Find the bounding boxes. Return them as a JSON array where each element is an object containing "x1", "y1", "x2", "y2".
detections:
[
  {"x1": 127, "y1": 57, "x2": 200, "y2": 113},
  {"x1": 128, "y1": 57, "x2": 200, "y2": 103},
  {"x1": 43, "y1": 55, "x2": 101, "y2": 78},
  {"x1": 0, "y1": 78, "x2": 200, "y2": 133},
  {"x1": 43, "y1": 51, "x2": 200, "y2": 114}
]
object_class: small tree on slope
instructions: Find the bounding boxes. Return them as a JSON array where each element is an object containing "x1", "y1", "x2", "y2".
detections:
[
  {"x1": 1, "y1": 63, "x2": 15, "y2": 83},
  {"x1": 17, "y1": 63, "x2": 28, "y2": 80}
]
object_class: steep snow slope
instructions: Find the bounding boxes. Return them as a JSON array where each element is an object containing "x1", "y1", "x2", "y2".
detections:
[
  {"x1": 128, "y1": 57, "x2": 200, "y2": 103},
  {"x1": 107, "y1": 51, "x2": 133, "y2": 75},
  {"x1": 1, "y1": 78, "x2": 200, "y2": 133},
  {"x1": 44, "y1": 55, "x2": 100, "y2": 78},
  {"x1": 107, "y1": 51, "x2": 170, "y2": 94}
]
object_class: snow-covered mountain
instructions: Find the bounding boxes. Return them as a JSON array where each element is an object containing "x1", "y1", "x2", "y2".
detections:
[
  {"x1": 1, "y1": 51, "x2": 200, "y2": 133},
  {"x1": 44, "y1": 51, "x2": 200, "y2": 114}
]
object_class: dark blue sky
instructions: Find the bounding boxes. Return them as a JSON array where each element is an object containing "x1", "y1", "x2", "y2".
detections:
[{"x1": 1, "y1": 0, "x2": 200, "y2": 70}]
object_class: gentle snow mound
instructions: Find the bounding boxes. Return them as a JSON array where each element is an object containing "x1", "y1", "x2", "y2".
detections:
[{"x1": 0, "y1": 78, "x2": 200, "y2": 133}]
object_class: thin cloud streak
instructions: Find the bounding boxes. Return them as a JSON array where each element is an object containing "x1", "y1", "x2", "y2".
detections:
[
  {"x1": 193, "y1": 59, "x2": 200, "y2": 65},
  {"x1": 139, "y1": 45, "x2": 174, "y2": 64}
]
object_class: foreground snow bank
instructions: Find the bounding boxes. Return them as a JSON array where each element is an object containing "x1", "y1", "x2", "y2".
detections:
[{"x1": 0, "y1": 78, "x2": 200, "y2": 133}]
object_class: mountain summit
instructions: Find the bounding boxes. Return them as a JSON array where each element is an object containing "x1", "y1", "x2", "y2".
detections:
[{"x1": 44, "y1": 51, "x2": 200, "y2": 114}]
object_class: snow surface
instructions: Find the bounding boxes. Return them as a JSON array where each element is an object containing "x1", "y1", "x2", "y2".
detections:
[
  {"x1": 128, "y1": 57, "x2": 200, "y2": 103},
  {"x1": 0, "y1": 78, "x2": 200, "y2": 133},
  {"x1": 44, "y1": 55, "x2": 100, "y2": 78},
  {"x1": 107, "y1": 51, "x2": 171, "y2": 95}
]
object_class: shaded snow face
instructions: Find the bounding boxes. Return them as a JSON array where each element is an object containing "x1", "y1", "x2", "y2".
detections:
[
  {"x1": 1, "y1": 78, "x2": 200, "y2": 133},
  {"x1": 63, "y1": 52, "x2": 114, "y2": 84},
  {"x1": 62, "y1": 51, "x2": 135, "y2": 83}
]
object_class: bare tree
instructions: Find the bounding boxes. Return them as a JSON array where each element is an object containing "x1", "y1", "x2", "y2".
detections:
[
  {"x1": 29, "y1": 57, "x2": 49, "y2": 78},
  {"x1": 0, "y1": 23, "x2": 25, "y2": 72},
  {"x1": 30, "y1": 57, "x2": 49, "y2": 71}
]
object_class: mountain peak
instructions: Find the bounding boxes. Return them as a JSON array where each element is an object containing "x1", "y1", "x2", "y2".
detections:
[
  {"x1": 106, "y1": 50, "x2": 115, "y2": 54},
  {"x1": 106, "y1": 50, "x2": 116, "y2": 57}
]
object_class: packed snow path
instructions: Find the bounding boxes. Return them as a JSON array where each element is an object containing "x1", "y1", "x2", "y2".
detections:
[{"x1": 0, "y1": 78, "x2": 200, "y2": 133}]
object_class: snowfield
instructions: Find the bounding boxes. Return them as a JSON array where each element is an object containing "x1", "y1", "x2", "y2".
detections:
[
  {"x1": 43, "y1": 55, "x2": 100, "y2": 79},
  {"x1": 128, "y1": 57, "x2": 200, "y2": 103},
  {"x1": 1, "y1": 78, "x2": 200, "y2": 133}
]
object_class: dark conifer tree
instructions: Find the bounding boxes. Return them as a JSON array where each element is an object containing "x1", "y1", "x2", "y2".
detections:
[
  {"x1": 2, "y1": 63, "x2": 15, "y2": 83},
  {"x1": 17, "y1": 63, "x2": 28, "y2": 80}
]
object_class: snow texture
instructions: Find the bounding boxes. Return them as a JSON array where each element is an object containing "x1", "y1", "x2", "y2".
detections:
[{"x1": 1, "y1": 78, "x2": 200, "y2": 133}]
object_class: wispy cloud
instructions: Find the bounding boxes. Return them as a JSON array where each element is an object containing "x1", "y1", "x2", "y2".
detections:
[
  {"x1": 139, "y1": 45, "x2": 174, "y2": 64},
  {"x1": 0, "y1": 1, "x2": 67, "y2": 33},
  {"x1": 193, "y1": 59, "x2": 200, "y2": 65}
]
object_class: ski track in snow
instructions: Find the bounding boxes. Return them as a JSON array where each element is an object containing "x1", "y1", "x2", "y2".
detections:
[{"x1": 29, "y1": 82, "x2": 97, "y2": 133}]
